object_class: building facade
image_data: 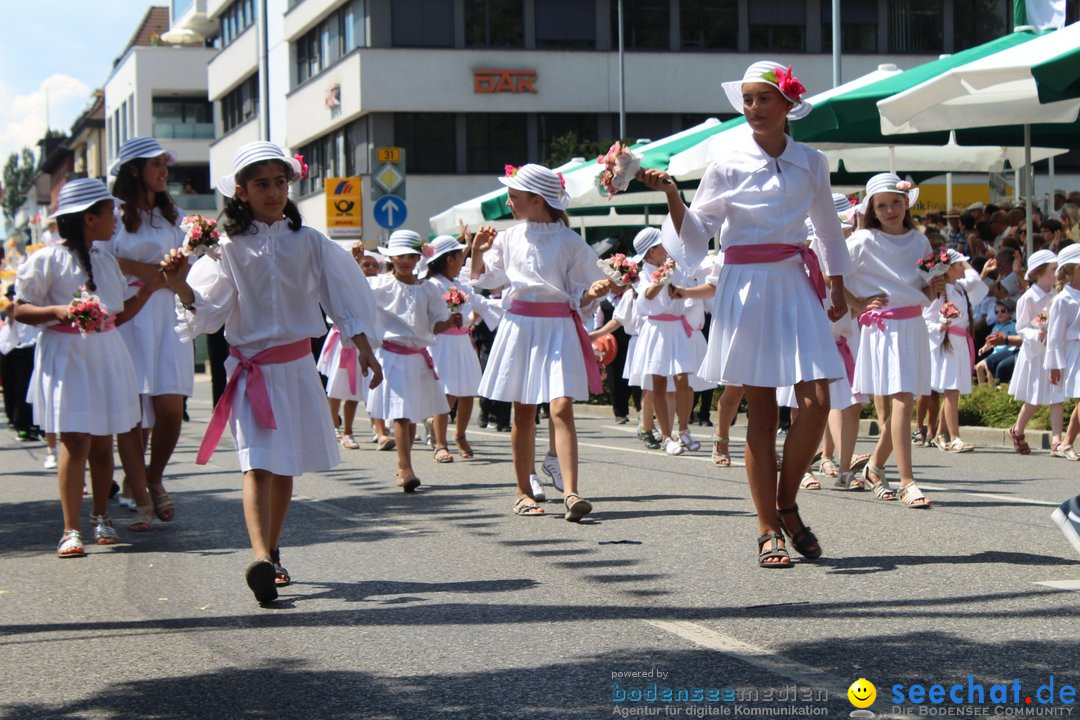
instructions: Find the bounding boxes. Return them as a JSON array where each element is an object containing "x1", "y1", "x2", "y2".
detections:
[{"x1": 194, "y1": 0, "x2": 1078, "y2": 239}]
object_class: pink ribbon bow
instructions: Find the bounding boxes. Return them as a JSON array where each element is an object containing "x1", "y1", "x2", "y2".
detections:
[
  {"x1": 509, "y1": 300, "x2": 604, "y2": 395},
  {"x1": 382, "y1": 340, "x2": 439, "y2": 380},
  {"x1": 649, "y1": 313, "x2": 694, "y2": 338},
  {"x1": 724, "y1": 243, "x2": 827, "y2": 301},
  {"x1": 835, "y1": 336, "x2": 855, "y2": 385},
  {"x1": 321, "y1": 326, "x2": 359, "y2": 395},
  {"x1": 858, "y1": 305, "x2": 923, "y2": 331},
  {"x1": 196, "y1": 338, "x2": 312, "y2": 465}
]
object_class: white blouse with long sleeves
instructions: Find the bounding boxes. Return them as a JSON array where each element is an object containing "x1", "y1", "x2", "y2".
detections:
[
  {"x1": 661, "y1": 125, "x2": 852, "y2": 277},
  {"x1": 924, "y1": 269, "x2": 988, "y2": 351},
  {"x1": 176, "y1": 221, "x2": 376, "y2": 354},
  {"x1": 1046, "y1": 285, "x2": 1080, "y2": 373},
  {"x1": 472, "y1": 221, "x2": 604, "y2": 315},
  {"x1": 369, "y1": 274, "x2": 450, "y2": 349},
  {"x1": 845, "y1": 228, "x2": 933, "y2": 309}
]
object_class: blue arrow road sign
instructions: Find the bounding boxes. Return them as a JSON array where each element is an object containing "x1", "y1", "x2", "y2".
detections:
[{"x1": 373, "y1": 194, "x2": 407, "y2": 230}]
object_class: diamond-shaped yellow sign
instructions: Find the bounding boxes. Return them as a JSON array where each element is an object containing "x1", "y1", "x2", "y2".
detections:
[{"x1": 374, "y1": 163, "x2": 404, "y2": 193}]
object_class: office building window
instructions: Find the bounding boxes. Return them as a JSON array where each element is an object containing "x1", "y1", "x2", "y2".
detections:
[
  {"x1": 296, "y1": 120, "x2": 366, "y2": 196},
  {"x1": 466, "y1": 113, "x2": 527, "y2": 173},
  {"x1": 153, "y1": 97, "x2": 213, "y2": 139},
  {"x1": 465, "y1": 0, "x2": 524, "y2": 47},
  {"x1": 749, "y1": 0, "x2": 807, "y2": 52},
  {"x1": 539, "y1": 113, "x2": 598, "y2": 166},
  {"x1": 392, "y1": 0, "x2": 454, "y2": 47},
  {"x1": 220, "y1": 74, "x2": 259, "y2": 133},
  {"x1": 394, "y1": 113, "x2": 457, "y2": 173},
  {"x1": 295, "y1": 0, "x2": 366, "y2": 85},
  {"x1": 953, "y1": 0, "x2": 1010, "y2": 50},
  {"x1": 221, "y1": 0, "x2": 255, "y2": 47},
  {"x1": 680, "y1": 0, "x2": 737, "y2": 50},
  {"x1": 821, "y1": 1, "x2": 878, "y2": 53},
  {"x1": 888, "y1": 0, "x2": 942, "y2": 53},
  {"x1": 612, "y1": 0, "x2": 670, "y2": 50},
  {"x1": 535, "y1": 0, "x2": 596, "y2": 49}
]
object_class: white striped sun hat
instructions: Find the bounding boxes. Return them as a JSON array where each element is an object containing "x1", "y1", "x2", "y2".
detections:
[
  {"x1": 1026, "y1": 249, "x2": 1057, "y2": 274},
  {"x1": 722, "y1": 61, "x2": 813, "y2": 120},
  {"x1": 109, "y1": 136, "x2": 176, "y2": 176},
  {"x1": 217, "y1": 141, "x2": 304, "y2": 198},
  {"x1": 1057, "y1": 243, "x2": 1080, "y2": 267},
  {"x1": 631, "y1": 227, "x2": 662, "y2": 262},
  {"x1": 419, "y1": 234, "x2": 468, "y2": 277},
  {"x1": 377, "y1": 229, "x2": 425, "y2": 257},
  {"x1": 499, "y1": 164, "x2": 571, "y2": 211},
  {"x1": 49, "y1": 178, "x2": 119, "y2": 218},
  {"x1": 859, "y1": 173, "x2": 919, "y2": 214}
]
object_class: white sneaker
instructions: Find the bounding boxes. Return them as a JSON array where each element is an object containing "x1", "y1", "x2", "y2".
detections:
[
  {"x1": 541, "y1": 453, "x2": 564, "y2": 493},
  {"x1": 529, "y1": 473, "x2": 547, "y2": 503},
  {"x1": 43, "y1": 453, "x2": 57, "y2": 470},
  {"x1": 664, "y1": 438, "x2": 685, "y2": 456},
  {"x1": 679, "y1": 430, "x2": 701, "y2": 452}
]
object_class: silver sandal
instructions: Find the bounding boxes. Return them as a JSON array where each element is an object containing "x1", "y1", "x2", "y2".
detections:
[
  {"x1": 90, "y1": 513, "x2": 120, "y2": 545},
  {"x1": 898, "y1": 481, "x2": 932, "y2": 509},
  {"x1": 863, "y1": 463, "x2": 896, "y2": 500}
]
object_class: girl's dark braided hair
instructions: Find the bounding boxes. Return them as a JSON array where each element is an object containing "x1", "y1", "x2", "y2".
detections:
[
  {"x1": 221, "y1": 159, "x2": 303, "y2": 237},
  {"x1": 428, "y1": 250, "x2": 463, "y2": 279},
  {"x1": 112, "y1": 157, "x2": 179, "y2": 233},
  {"x1": 55, "y1": 200, "x2": 112, "y2": 292}
]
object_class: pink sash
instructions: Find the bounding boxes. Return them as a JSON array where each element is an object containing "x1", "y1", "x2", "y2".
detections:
[
  {"x1": 46, "y1": 318, "x2": 117, "y2": 334},
  {"x1": 835, "y1": 336, "x2": 855, "y2": 384},
  {"x1": 649, "y1": 313, "x2": 693, "y2": 338},
  {"x1": 444, "y1": 327, "x2": 470, "y2": 336},
  {"x1": 724, "y1": 243, "x2": 827, "y2": 301},
  {"x1": 508, "y1": 299, "x2": 603, "y2": 395},
  {"x1": 196, "y1": 338, "x2": 312, "y2": 465},
  {"x1": 382, "y1": 340, "x2": 439, "y2": 380},
  {"x1": 320, "y1": 326, "x2": 359, "y2": 394},
  {"x1": 947, "y1": 325, "x2": 977, "y2": 370},
  {"x1": 858, "y1": 305, "x2": 923, "y2": 331}
]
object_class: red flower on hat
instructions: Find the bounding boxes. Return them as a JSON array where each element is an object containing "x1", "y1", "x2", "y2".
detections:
[
  {"x1": 557, "y1": 172, "x2": 566, "y2": 190},
  {"x1": 294, "y1": 154, "x2": 309, "y2": 182},
  {"x1": 504, "y1": 164, "x2": 519, "y2": 177},
  {"x1": 772, "y1": 66, "x2": 806, "y2": 102}
]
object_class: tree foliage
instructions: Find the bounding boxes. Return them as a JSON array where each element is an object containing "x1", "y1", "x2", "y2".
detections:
[{"x1": 2, "y1": 148, "x2": 40, "y2": 226}]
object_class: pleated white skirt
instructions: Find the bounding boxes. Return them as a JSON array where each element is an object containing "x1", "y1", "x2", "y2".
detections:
[
  {"x1": 700, "y1": 261, "x2": 843, "y2": 387},
  {"x1": 431, "y1": 332, "x2": 482, "y2": 397},
  {"x1": 29, "y1": 330, "x2": 141, "y2": 435},
  {"x1": 320, "y1": 336, "x2": 365, "y2": 402},
  {"x1": 1009, "y1": 345, "x2": 1064, "y2": 405},
  {"x1": 631, "y1": 316, "x2": 700, "y2": 378},
  {"x1": 479, "y1": 313, "x2": 590, "y2": 404},
  {"x1": 117, "y1": 288, "x2": 194, "y2": 397},
  {"x1": 930, "y1": 339, "x2": 973, "y2": 393},
  {"x1": 367, "y1": 346, "x2": 451, "y2": 421},
  {"x1": 853, "y1": 316, "x2": 931, "y2": 397}
]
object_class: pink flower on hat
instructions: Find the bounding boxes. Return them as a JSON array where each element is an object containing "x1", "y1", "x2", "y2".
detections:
[
  {"x1": 294, "y1": 154, "x2": 309, "y2": 182},
  {"x1": 765, "y1": 66, "x2": 806, "y2": 102},
  {"x1": 557, "y1": 172, "x2": 566, "y2": 189},
  {"x1": 896, "y1": 180, "x2": 913, "y2": 191},
  {"x1": 504, "y1": 164, "x2": 519, "y2": 177}
]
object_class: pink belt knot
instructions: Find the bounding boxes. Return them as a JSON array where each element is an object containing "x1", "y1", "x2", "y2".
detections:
[
  {"x1": 321, "y1": 326, "x2": 359, "y2": 394},
  {"x1": 835, "y1": 336, "x2": 855, "y2": 384},
  {"x1": 46, "y1": 317, "x2": 117, "y2": 334},
  {"x1": 858, "y1": 305, "x2": 923, "y2": 331},
  {"x1": 508, "y1": 299, "x2": 603, "y2": 395},
  {"x1": 649, "y1": 313, "x2": 693, "y2": 338},
  {"x1": 382, "y1": 340, "x2": 439, "y2": 380},
  {"x1": 946, "y1": 324, "x2": 977, "y2": 370},
  {"x1": 196, "y1": 338, "x2": 312, "y2": 465},
  {"x1": 724, "y1": 242, "x2": 826, "y2": 301}
]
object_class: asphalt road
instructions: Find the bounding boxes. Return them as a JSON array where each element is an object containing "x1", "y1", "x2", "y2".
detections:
[{"x1": 2, "y1": 377, "x2": 1079, "y2": 720}]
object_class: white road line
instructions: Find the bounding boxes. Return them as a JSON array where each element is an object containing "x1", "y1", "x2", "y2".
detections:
[{"x1": 1033, "y1": 580, "x2": 1080, "y2": 591}]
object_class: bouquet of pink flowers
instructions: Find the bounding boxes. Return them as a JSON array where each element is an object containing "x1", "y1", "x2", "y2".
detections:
[
  {"x1": 1034, "y1": 310, "x2": 1048, "y2": 328},
  {"x1": 67, "y1": 286, "x2": 111, "y2": 337},
  {"x1": 650, "y1": 258, "x2": 676, "y2": 287},
  {"x1": 597, "y1": 141, "x2": 641, "y2": 197},
  {"x1": 917, "y1": 248, "x2": 951, "y2": 283},
  {"x1": 180, "y1": 215, "x2": 222, "y2": 259},
  {"x1": 442, "y1": 285, "x2": 468, "y2": 313},
  {"x1": 597, "y1": 253, "x2": 640, "y2": 287},
  {"x1": 939, "y1": 301, "x2": 961, "y2": 351}
]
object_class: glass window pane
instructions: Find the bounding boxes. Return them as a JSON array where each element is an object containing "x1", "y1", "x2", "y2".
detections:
[
  {"x1": 466, "y1": 0, "x2": 524, "y2": 47},
  {"x1": 536, "y1": 0, "x2": 596, "y2": 48},
  {"x1": 392, "y1": 0, "x2": 454, "y2": 47},
  {"x1": 394, "y1": 113, "x2": 457, "y2": 173},
  {"x1": 613, "y1": 0, "x2": 669, "y2": 50},
  {"x1": 953, "y1": 0, "x2": 1009, "y2": 50},
  {"x1": 466, "y1": 113, "x2": 527, "y2": 173},
  {"x1": 888, "y1": 0, "x2": 942, "y2": 53},
  {"x1": 680, "y1": 0, "x2": 737, "y2": 50}
]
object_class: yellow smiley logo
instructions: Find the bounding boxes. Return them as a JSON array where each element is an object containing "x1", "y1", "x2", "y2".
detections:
[{"x1": 848, "y1": 678, "x2": 877, "y2": 708}]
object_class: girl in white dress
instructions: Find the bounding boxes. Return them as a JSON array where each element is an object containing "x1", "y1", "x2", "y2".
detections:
[
  {"x1": 424, "y1": 234, "x2": 493, "y2": 459},
  {"x1": 471, "y1": 164, "x2": 614, "y2": 521},
  {"x1": 14, "y1": 179, "x2": 165, "y2": 556},
  {"x1": 160, "y1": 142, "x2": 380, "y2": 603},
  {"x1": 106, "y1": 137, "x2": 192, "y2": 523},
  {"x1": 846, "y1": 173, "x2": 940, "y2": 509},
  {"x1": 1047, "y1": 244, "x2": 1080, "y2": 460},
  {"x1": 1008, "y1": 250, "x2": 1064, "y2": 455},
  {"x1": 925, "y1": 250, "x2": 988, "y2": 453},
  {"x1": 367, "y1": 230, "x2": 456, "y2": 488},
  {"x1": 646, "y1": 61, "x2": 851, "y2": 566}
]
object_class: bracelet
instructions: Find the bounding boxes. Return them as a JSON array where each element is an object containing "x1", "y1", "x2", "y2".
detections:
[{"x1": 180, "y1": 298, "x2": 196, "y2": 312}]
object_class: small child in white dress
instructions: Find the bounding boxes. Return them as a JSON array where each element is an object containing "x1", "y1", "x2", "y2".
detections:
[
  {"x1": 14, "y1": 179, "x2": 165, "y2": 556},
  {"x1": 367, "y1": 230, "x2": 456, "y2": 489}
]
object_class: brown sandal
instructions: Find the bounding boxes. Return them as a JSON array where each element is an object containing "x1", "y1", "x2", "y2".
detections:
[
  {"x1": 455, "y1": 435, "x2": 474, "y2": 459},
  {"x1": 433, "y1": 446, "x2": 454, "y2": 463}
]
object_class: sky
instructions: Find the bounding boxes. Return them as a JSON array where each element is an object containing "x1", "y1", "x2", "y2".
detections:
[{"x1": 0, "y1": 0, "x2": 159, "y2": 166}]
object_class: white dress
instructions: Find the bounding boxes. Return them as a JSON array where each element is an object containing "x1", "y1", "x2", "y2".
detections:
[
  {"x1": 662, "y1": 126, "x2": 852, "y2": 388},
  {"x1": 1046, "y1": 285, "x2": 1080, "y2": 398},
  {"x1": 1009, "y1": 285, "x2": 1064, "y2": 405},
  {"x1": 16, "y1": 244, "x2": 140, "y2": 435},
  {"x1": 318, "y1": 320, "x2": 365, "y2": 402},
  {"x1": 365, "y1": 274, "x2": 451, "y2": 421},
  {"x1": 629, "y1": 262, "x2": 698, "y2": 379},
  {"x1": 177, "y1": 221, "x2": 376, "y2": 476},
  {"x1": 925, "y1": 269, "x2": 988, "y2": 394},
  {"x1": 847, "y1": 228, "x2": 932, "y2": 397},
  {"x1": 473, "y1": 221, "x2": 604, "y2": 404},
  {"x1": 102, "y1": 208, "x2": 194, "y2": 407},
  {"x1": 426, "y1": 273, "x2": 483, "y2": 398},
  {"x1": 616, "y1": 290, "x2": 642, "y2": 386}
]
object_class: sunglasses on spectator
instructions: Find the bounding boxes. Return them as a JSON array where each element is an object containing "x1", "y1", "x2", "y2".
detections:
[{"x1": 995, "y1": 308, "x2": 1011, "y2": 314}]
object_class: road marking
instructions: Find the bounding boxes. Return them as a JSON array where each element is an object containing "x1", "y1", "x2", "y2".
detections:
[
  {"x1": 1033, "y1": 580, "x2": 1080, "y2": 591},
  {"x1": 470, "y1": 430, "x2": 747, "y2": 467}
]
